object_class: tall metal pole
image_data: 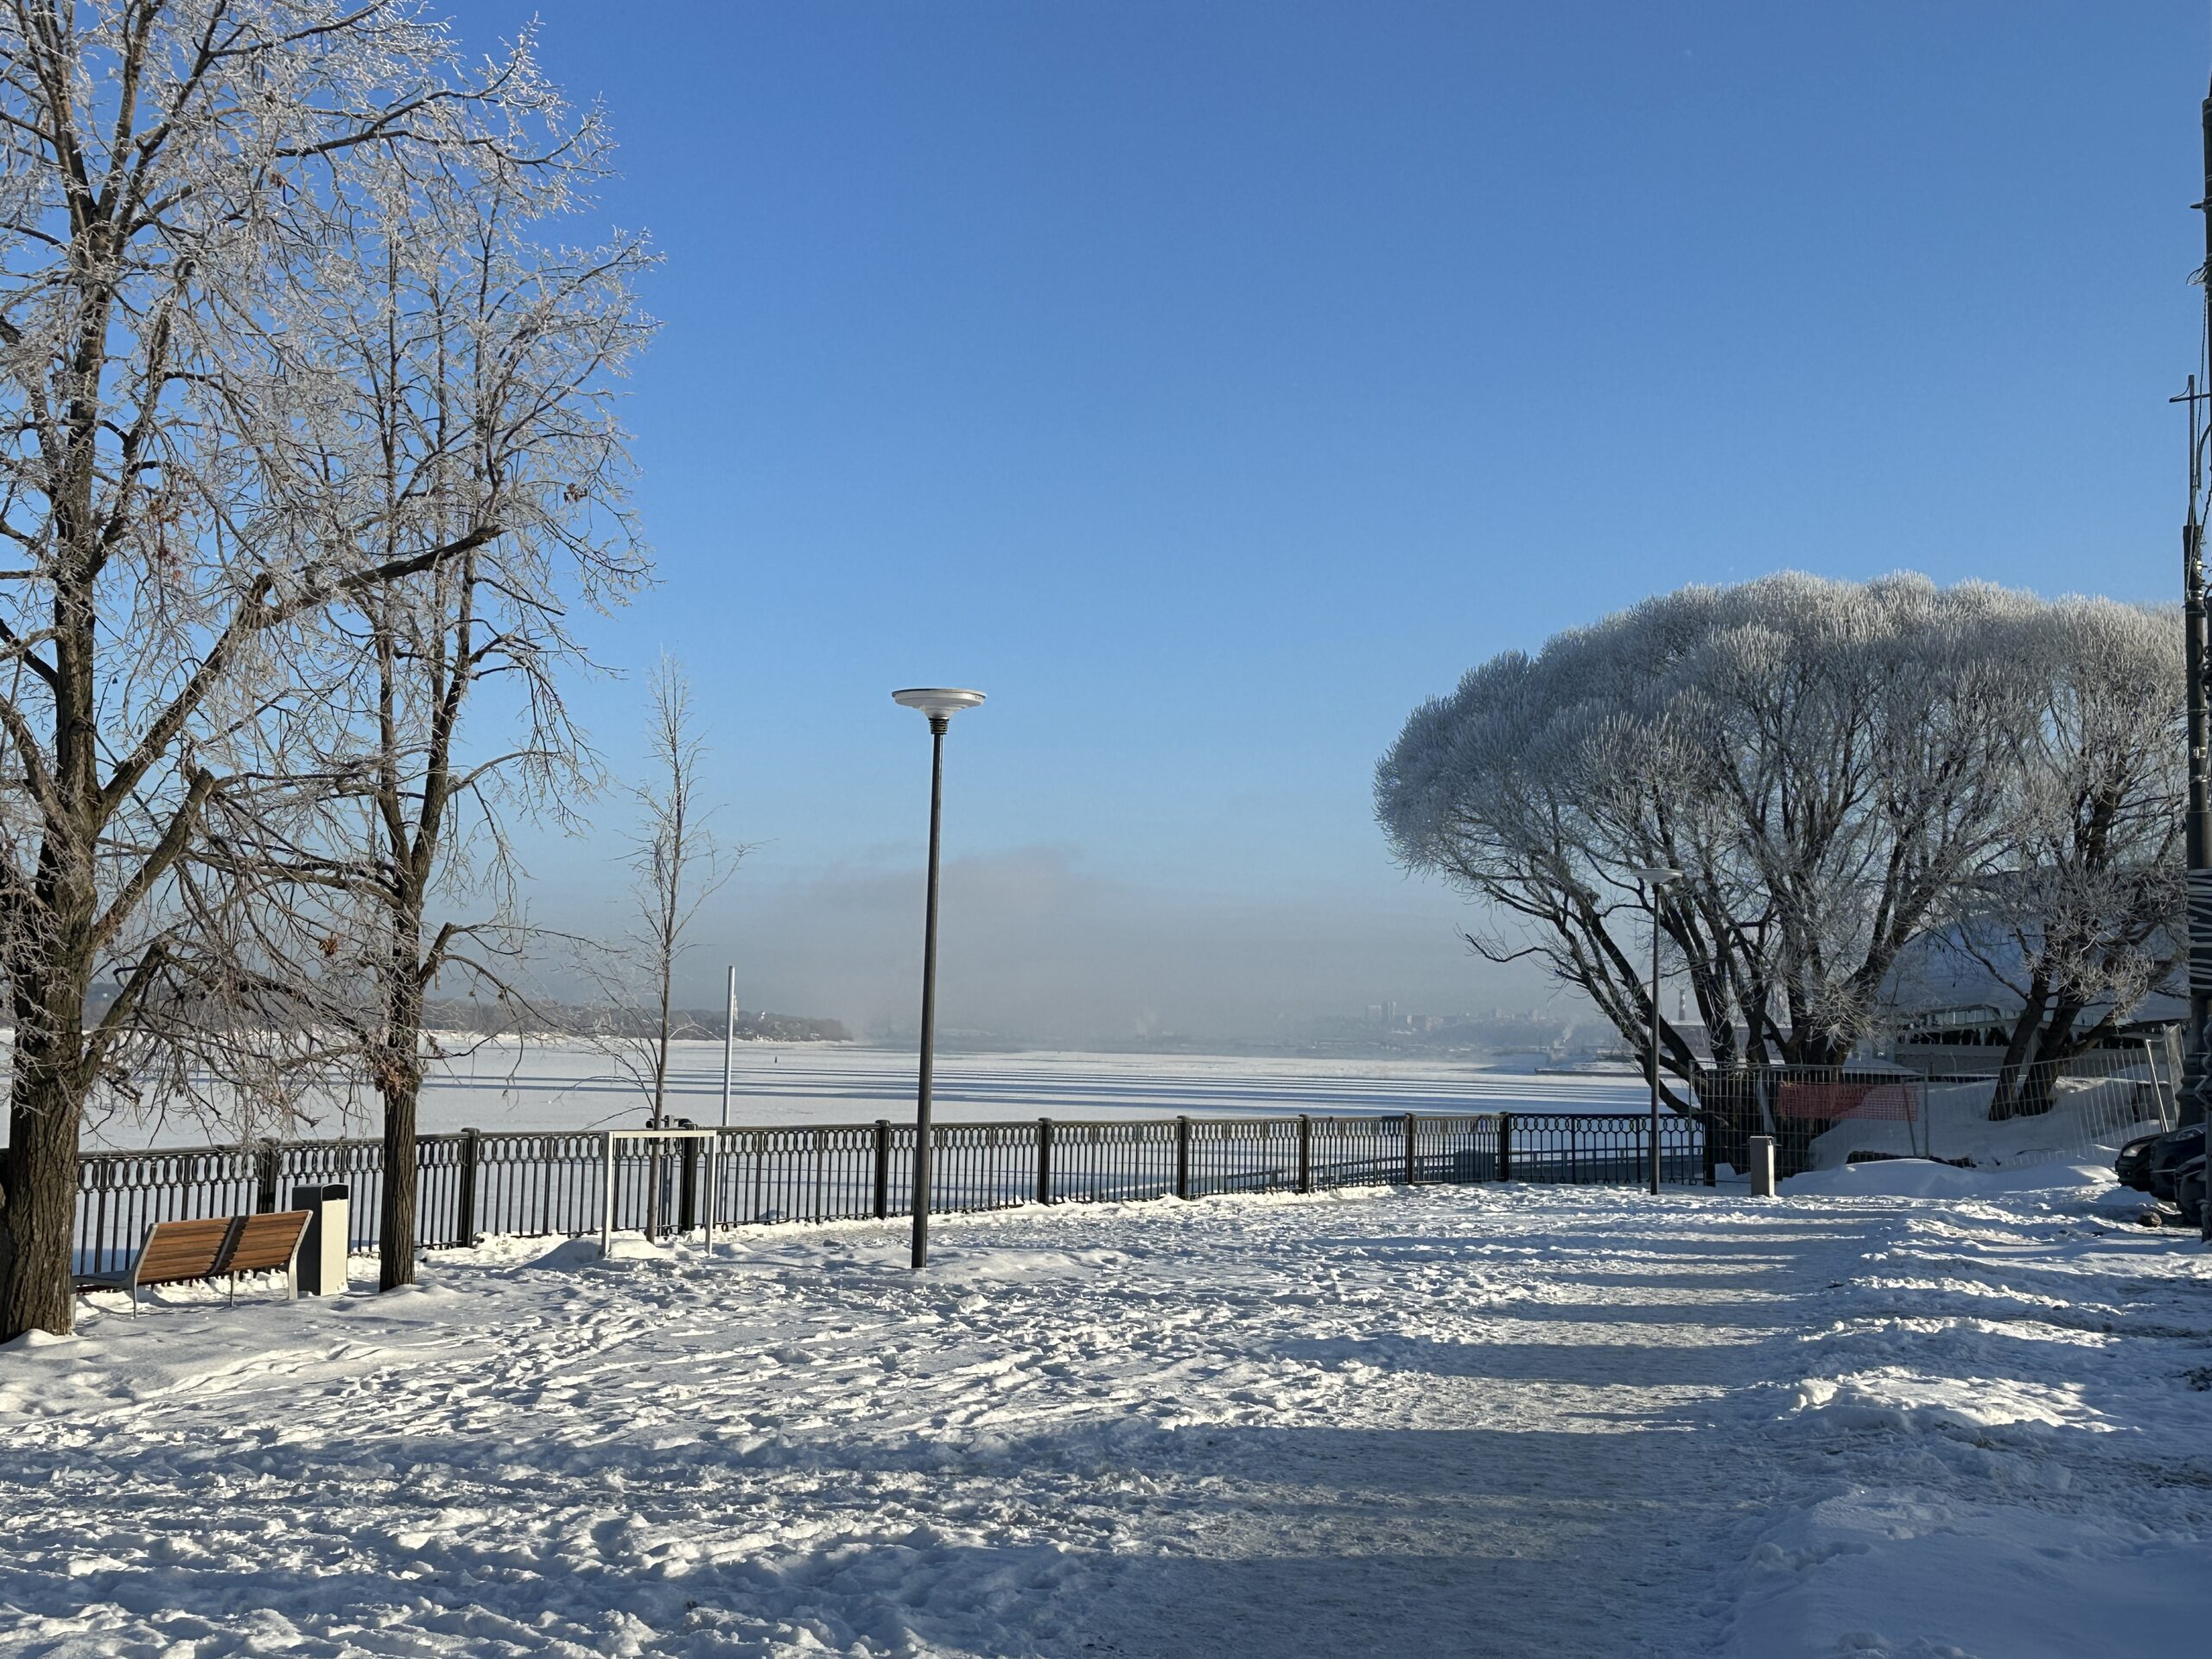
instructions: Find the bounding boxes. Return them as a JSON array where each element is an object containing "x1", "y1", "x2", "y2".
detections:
[
  {"x1": 910, "y1": 716, "x2": 949, "y2": 1269},
  {"x1": 2190, "y1": 80, "x2": 2212, "y2": 1236},
  {"x1": 2185, "y1": 78, "x2": 2212, "y2": 1138},
  {"x1": 720, "y1": 963, "x2": 736, "y2": 1130},
  {"x1": 2183, "y1": 429, "x2": 2208, "y2": 1132},
  {"x1": 1648, "y1": 895, "x2": 1663, "y2": 1197}
]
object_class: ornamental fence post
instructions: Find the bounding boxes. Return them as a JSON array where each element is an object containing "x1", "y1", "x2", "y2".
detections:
[
  {"x1": 454, "y1": 1128, "x2": 482, "y2": 1247},
  {"x1": 1497, "y1": 1113, "x2": 1513, "y2": 1183},
  {"x1": 677, "y1": 1135, "x2": 699, "y2": 1234},
  {"x1": 600, "y1": 1130, "x2": 614, "y2": 1256},
  {"x1": 1037, "y1": 1117, "x2": 1053, "y2": 1205},
  {"x1": 1402, "y1": 1113, "x2": 1418, "y2": 1185},
  {"x1": 253, "y1": 1141, "x2": 281, "y2": 1214},
  {"x1": 872, "y1": 1120, "x2": 891, "y2": 1220},
  {"x1": 1297, "y1": 1114, "x2": 1313, "y2": 1194},
  {"x1": 1175, "y1": 1116, "x2": 1192, "y2": 1200},
  {"x1": 811, "y1": 1127, "x2": 828, "y2": 1224}
]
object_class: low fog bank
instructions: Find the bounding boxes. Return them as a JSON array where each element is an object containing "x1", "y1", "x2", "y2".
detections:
[{"x1": 540, "y1": 846, "x2": 1561, "y2": 1048}]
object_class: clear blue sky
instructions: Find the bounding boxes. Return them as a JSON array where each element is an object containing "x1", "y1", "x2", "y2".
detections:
[{"x1": 446, "y1": 1, "x2": 2209, "y2": 1039}]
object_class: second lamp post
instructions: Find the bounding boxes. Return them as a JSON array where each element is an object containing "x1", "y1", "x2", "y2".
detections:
[{"x1": 892, "y1": 687, "x2": 987, "y2": 1269}]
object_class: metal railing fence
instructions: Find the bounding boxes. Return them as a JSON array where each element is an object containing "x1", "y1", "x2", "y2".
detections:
[{"x1": 73, "y1": 1108, "x2": 1707, "y2": 1272}]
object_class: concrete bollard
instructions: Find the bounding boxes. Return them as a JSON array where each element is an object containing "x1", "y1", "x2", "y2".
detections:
[
  {"x1": 1748, "y1": 1136, "x2": 1777, "y2": 1198},
  {"x1": 292, "y1": 1183, "x2": 351, "y2": 1295}
]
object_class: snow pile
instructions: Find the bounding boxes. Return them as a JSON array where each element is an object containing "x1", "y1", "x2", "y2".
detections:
[
  {"x1": 1780, "y1": 1157, "x2": 2114, "y2": 1202},
  {"x1": 2, "y1": 1173, "x2": 2206, "y2": 1656},
  {"x1": 1806, "y1": 1070, "x2": 2170, "y2": 1172}
]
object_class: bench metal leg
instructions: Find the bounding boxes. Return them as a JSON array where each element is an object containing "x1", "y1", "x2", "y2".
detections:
[{"x1": 82, "y1": 1282, "x2": 140, "y2": 1319}]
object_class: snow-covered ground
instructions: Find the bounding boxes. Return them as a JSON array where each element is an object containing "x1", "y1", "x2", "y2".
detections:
[
  {"x1": 80, "y1": 1041, "x2": 1649, "y2": 1149},
  {"x1": 4, "y1": 1165, "x2": 2207, "y2": 1656}
]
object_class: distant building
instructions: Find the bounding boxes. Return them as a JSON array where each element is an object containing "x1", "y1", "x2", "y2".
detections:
[{"x1": 1890, "y1": 1002, "x2": 2177, "y2": 1079}]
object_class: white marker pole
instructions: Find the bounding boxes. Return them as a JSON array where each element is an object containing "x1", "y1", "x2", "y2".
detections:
[{"x1": 721, "y1": 963, "x2": 736, "y2": 1129}]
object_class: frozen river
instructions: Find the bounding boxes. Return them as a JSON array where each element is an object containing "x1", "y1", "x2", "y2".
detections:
[{"x1": 80, "y1": 1040, "x2": 1648, "y2": 1150}]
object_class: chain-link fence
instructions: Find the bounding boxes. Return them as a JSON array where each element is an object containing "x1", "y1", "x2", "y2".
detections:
[{"x1": 1691, "y1": 1033, "x2": 2178, "y2": 1177}]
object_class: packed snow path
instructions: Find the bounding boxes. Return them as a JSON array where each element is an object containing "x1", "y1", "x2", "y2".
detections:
[{"x1": 1, "y1": 1173, "x2": 2207, "y2": 1657}]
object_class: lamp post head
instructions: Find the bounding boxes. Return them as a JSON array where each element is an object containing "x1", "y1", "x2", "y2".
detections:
[
  {"x1": 893, "y1": 688, "x2": 987, "y2": 727},
  {"x1": 1629, "y1": 864, "x2": 1683, "y2": 887}
]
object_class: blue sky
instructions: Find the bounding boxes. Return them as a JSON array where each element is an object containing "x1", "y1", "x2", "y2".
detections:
[{"x1": 445, "y1": 2, "x2": 2208, "y2": 1039}]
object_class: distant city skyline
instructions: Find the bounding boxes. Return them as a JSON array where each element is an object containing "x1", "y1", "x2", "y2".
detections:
[{"x1": 439, "y1": 2, "x2": 2202, "y2": 1040}]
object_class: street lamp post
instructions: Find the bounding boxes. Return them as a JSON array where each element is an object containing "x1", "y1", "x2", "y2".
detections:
[
  {"x1": 892, "y1": 687, "x2": 987, "y2": 1269},
  {"x1": 1630, "y1": 866, "x2": 1682, "y2": 1197},
  {"x1": 720, "y1": 963, "x2": 736, "y2": 1129}
]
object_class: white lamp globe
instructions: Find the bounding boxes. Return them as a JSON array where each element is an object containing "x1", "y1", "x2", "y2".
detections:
[{"x1": 892, "y1": 688, "x2": 987, "y2": 720}]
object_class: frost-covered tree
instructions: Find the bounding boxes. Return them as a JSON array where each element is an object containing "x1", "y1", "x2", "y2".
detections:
[
  {"x1": 1375, "y1": 575, "x2": 2064, "y2": 1124},
  {"x1": 0, "y1": 1, "x2": 595, "y2": 1339},
  {"x1": 1937, "y1": 598, "x2": 2183, "y2": 1116},
  {"x1": 308, "y1": 162, "x2": 652, "y2": 1292}
]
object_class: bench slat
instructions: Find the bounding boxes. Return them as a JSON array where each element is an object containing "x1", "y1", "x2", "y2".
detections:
[
  {"x1": 134, "y1": 1217, "x2": 236, "y2": 1286},
  {"x1": 226, "y1": 1211, "x2": 309, "y2": 1274}
]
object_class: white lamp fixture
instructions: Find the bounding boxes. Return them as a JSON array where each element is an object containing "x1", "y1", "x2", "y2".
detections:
[{"x1": 893, "y1": 687, "x2": 987, "y2": 721}]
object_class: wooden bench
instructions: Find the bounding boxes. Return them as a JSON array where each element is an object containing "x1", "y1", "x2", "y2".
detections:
[{"x1": 77, "y1": 1211, "x2": 313, "y2": 1316}]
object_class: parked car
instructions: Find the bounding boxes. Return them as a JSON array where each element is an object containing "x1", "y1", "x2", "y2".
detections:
[
  {"x1": 2174, "y1": 1154, "x2": 2207, "y2": 1231},
  {"x1": 2114, "y1": 1129, "x2": 2169, "y2": 1191},
  {"x1": 2147, "y1": 1126, "x2": 2206, "y2": 1204}
]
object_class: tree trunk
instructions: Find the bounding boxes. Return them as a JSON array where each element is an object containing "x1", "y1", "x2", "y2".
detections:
[
  {"x1": 0, "y1": 922, "x2": 96, "y2": 1338},
  {"x1": 1693, "y1": 1062, "x2": 1761, "y2": 1173},
  {"x1": 377, "y1": 1072, "x2": 419, "y2": 1292},
  {"x1": 376, "y1": 912, "x2": 427, "y2": 1292},
  {"x1": 1783, "y1": 1032, "x2": 1853, "y2": 1068},
  {"x1": 0, "y1": 1056, "x2": 86, "y2": 1340},
  {"x1": 645, "y1": 923, "x2": 674, "y2": 1241},
  {"x1": 1989, "y1": 974, "x2": 2052, "y2": 1120},
  {"x1": 2014, "y1": 1001, "x2": 2088, "y2": 1119}
]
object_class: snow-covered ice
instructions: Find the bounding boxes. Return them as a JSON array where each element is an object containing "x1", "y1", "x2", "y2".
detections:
[
  {"x1": 3, "y1": 1167, "x2": 2207, "y2": 1656},
  {"x1": 81, "y1": 1040, "x2": 1649, "y2": 1149}
]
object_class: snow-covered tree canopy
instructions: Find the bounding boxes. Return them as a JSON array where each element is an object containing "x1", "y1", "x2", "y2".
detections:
[
  {"x1": 0, "y1": 0, "x2": 649, "y2": 1338},
  {"x1": 1374, "y1": 574, "x2": 2182, "y2": 1077}
]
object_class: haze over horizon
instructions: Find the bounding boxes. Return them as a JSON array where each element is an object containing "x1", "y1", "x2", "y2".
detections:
[
  {"x1": 536, "y1": 846, "x2": 1563, "y2": 1046},
  {"x1": 434, "y1": 1, "x2": 2202, "y2": 1043}
]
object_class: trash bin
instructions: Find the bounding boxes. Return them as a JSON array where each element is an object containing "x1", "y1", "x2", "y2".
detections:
[
  {"x1": 1748, "y1": 1137, "x2": 1777, "y2": 1198},
  {"x1": 292, "y1": 1183, "x2": 350, "y2": 1295}
]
